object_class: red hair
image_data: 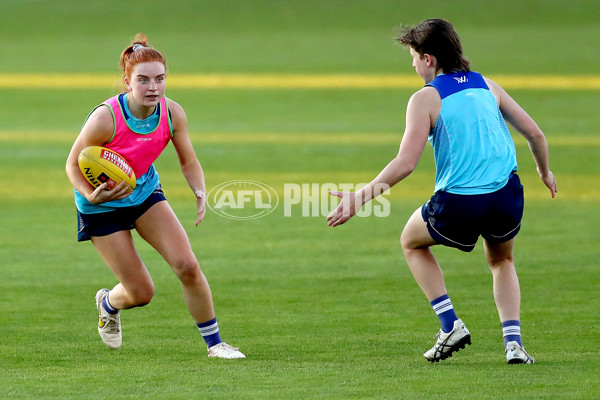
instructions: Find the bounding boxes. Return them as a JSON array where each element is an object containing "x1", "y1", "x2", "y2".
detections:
[{"x1": 119, "y1": 33, "x2": 167, "y2": 84}]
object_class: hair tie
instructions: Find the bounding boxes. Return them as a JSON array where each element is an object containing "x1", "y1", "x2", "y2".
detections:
[{"x1": 132, "y1": 43, "x2": 145, "y2": 52}]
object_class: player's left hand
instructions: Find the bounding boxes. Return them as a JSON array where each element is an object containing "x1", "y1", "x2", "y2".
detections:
[
  {"x1": 195, "y1": 189, "x2": 206, "y2": 226},
  {"x1": 326, "y1": 191, "x2": 358, "y2": 227},
  {"x1": 539, "y1": 169, "x2": 557, "y2": 198}
]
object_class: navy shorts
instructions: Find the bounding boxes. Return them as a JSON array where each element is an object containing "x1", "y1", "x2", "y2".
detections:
[
  {"x1": 421, "y1": 174, "x2": 524, "y2": 252},
  {"x1": 77, "y1": 186, "x2": 167, "y2": 242}
]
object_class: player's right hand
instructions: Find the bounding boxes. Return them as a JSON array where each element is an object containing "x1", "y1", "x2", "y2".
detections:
[{"x1": 88, "y1": 181, "x2": 132, "y2": 204}]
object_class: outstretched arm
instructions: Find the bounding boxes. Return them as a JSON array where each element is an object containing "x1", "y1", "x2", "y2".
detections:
[
  {"x1": 486, "y1": 78, "x2": 557, "y2": 198},
  {"x1": 170, "y1": 100, "x2": 207, "y2": 225},
  {"x1": 327, "y1": 87, "x2": 437, "y2": 226}
]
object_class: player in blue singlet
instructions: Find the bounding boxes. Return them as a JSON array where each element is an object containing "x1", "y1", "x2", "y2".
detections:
[{"x1": 327, "y1": 19, "x2": 557, "y2": 364}]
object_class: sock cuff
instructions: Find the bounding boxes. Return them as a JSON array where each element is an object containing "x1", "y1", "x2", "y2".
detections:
[
  {"x1": 102, "y1": 293, "x2": 119, "y2": 314},
  {"x1": 431, "y1": 294, "x2": 453, "y2": 315},
  {"x1": 430, "y1": 294, "x2": 450, "y2": 306},
  {"x1": 502, "y1": 320, "x2": 521, "y2": 338},
  {"x1": 501, "y1": 320, "x2": 521, "y2": 328},
  {"x1": 197, "y1": 318, "x2": 218, "y2": 336},
  {"x1": 197, "y1": 318, "x2": 221, "y2": 348}
]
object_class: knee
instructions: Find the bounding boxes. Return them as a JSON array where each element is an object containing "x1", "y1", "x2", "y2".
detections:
[
  {"x1": 172, "y1": 257, "x2": 202, "y2": 283},
  {"x1": 400, "y1": 228, "x2": 410, "y2": 250},
  {"x1": 400, "y1": 207, "x2": 432, "y2": 254},
  {"x1": 130, "y1": 283, "x2": 155, "y2": 307},
  {"x1": 487, "y1": 253, "x2": 514, "y2": 269},
  {"x1": 484, "y1": 239, "x2": 515, "y2": 270},
  {"x1": 400, "y1": 228, "x2": 418, "y2": 253}
]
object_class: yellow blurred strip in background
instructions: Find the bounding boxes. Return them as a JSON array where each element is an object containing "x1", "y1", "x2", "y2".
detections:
[
  {"x1": 0, "y1": 74, "x2": 599, "y2": 90},
  {"x1": 1, "y1": 130, "x2": 598, "y2": 146}
]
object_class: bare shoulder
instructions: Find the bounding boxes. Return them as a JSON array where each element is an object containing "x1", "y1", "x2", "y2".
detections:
[
  {"x1": 166, "y1": 97, "x2": 186, "y2": 120},
  {"x1": 81, "y1": 104, "x2": 114, "y2": 144},
  {"x1": 410, "y1": 86, "x2": 440, "y2": 104},
  {"x1": 166, "y1": 98, "x2": 188, "y2": 134},
  {"x1": 165, "y1": 98, "x2": 189, "y2": 140},
  {"x1": 86, "y1": 103, "x2": 113, "y2": 126},
  {"x1": 483, "y1": 76, "x2": 505, "y2": 104},
  {"x1": 408, "y1": 86, "x2": 441, "y2": 126}
]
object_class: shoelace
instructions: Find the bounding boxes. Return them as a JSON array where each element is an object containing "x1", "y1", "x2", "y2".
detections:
[
  {"x1": 101, "y1": 314, "x2": 120, "y2": 333},
  {"x1": 507, "y1": 344, "x2": 534, "y2": 362},
  {"x1": 211, "y1": 343, "x2": 241, "y2": 354},
  {"x1": 219, "y1": 343, "x2": 239, "y2": 351}
]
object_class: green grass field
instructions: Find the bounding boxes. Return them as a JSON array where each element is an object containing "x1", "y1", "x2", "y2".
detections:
[{"x1": 1, "y1": 1, "x2": 599, "y2": 398}]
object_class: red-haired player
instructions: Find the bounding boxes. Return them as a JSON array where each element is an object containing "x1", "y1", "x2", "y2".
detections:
[{"x1": 66, "y1": 34, "x2": 245, "y2": 359}]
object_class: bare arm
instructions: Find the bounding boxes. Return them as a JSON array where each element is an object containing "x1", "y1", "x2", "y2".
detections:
[
  {"x1": 485, "y1": 78, "x2": 557, "y2": 198},
  {"x1": 327, "y1": 87, "x2": 437, "y2": 226},
  {"x1": 65, "y1": 105, "x2": 131, "y2": 204},
  {"x1": 169, "y1": 100, "x2": 207, "y2": 225}
]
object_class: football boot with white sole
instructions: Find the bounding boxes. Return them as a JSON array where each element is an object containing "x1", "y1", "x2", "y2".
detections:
[
  {"x1": 207, "y1": 342, "x2": 246, "y2": 359},
  {"x1": 95, "y1": 288, "x2": 122, "y2": 349},
  {"x1": 423, "y1": 319, "x2": 471, "y2": 362},
  {"x1": 505, "y1": 341, "x2": 535, "y2": 364}
]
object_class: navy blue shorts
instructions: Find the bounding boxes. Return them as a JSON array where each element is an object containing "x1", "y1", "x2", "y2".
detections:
[
  {"x1": 77, "y1": 186, "x2": 167, "y2": 242},
  {"x1": 421, "y1": 174, "x2": 524, "y2": 252}
]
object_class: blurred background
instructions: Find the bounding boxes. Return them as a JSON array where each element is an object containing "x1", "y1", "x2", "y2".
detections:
[{"x1": 0, "y1": 1, "x2": 598, "y2": 398}]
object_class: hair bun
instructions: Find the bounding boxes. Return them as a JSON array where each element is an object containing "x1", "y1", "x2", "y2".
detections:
[{"x1": 133, "y1": 33, "x2": 148, "y2": 46}]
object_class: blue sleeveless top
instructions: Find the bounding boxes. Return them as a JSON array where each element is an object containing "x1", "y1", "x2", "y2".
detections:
[{"x1": 426, "y1": 71, "x2": 517, "y2": 194}]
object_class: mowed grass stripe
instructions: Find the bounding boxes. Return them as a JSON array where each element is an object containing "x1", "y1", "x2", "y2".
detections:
[
  {"x1": 1, "y1": 169, "x2": 596, "y2": 201},
  {"x1": 1, "y1": 73, "x2": 599, "y2": 90},
  {"x1": 1, "y1": 130, "x2": 599, "y2": 146}
]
